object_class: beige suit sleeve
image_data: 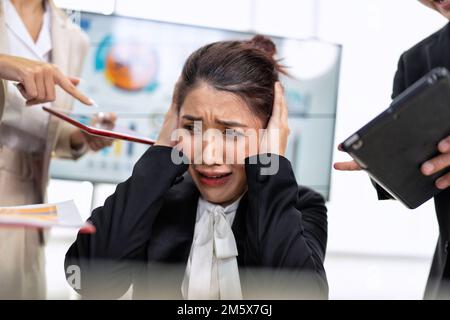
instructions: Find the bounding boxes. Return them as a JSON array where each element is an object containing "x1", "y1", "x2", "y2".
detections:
[
  {"x1": 54, "y1": 121, "x2": 87, "y2": 160},
  {"x1": 53, "y1": 27, "x2": 90, "y2": 160}
]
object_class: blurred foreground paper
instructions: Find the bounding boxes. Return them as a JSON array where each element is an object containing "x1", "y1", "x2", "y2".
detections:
[{"x1": 0, "y1": 200, "x2": 95, "y2": 232}]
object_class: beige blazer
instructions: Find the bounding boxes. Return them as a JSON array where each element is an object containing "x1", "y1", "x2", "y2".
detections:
[{"x1": 0, "y1": 0, "x2": 89, "y2": 201}]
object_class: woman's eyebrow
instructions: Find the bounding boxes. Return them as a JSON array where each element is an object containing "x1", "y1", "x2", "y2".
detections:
[
  {"x1": 182, "y1": 115, "x2": 203, "y2": 121},
  {"x1": 216, "y1": 119, "x2": 248, "y2": 128},
  {"x1": 182, "y1": 115, "x2": 247, "y2": 128}
]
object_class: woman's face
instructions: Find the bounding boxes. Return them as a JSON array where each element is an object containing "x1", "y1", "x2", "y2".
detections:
[{"x1": 178, "y1": 83, "x2": 264, "y2": 205}]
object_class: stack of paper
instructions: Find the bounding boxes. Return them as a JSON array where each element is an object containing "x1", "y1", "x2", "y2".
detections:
[{"x1": 0, "y1": 200, "x2": 95, "y2": 233}]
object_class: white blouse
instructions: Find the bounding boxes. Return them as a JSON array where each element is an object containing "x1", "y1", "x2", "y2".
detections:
[
  {"x1": 181, "y1": 195, "x2": 243, "y2": 300},
  {"x1": 0, "y1": 0, "x2": 52, "y2": 153}
]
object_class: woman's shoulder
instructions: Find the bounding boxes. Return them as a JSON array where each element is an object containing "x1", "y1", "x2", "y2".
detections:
[
  {"x1": 296, "y1": 185, "x2": 327, "y2": 215},
  {"x1": 297, "y1": 185, "x2": 326, "y2": 205}
]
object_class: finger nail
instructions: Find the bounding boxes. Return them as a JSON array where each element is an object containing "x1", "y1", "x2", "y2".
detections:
[
  {"x1": 88, "y1": 98, "x2": 98, "y2": 107},
  {"x1": 422, "y1": 162, "x2": 435, "y2": 175},
  {"x1": 436, "y1": 178, "x2": 449, "y2": 190}
]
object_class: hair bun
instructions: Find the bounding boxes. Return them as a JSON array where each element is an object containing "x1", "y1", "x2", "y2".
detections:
[{"x1": 247, "y1": 35, "x2": 277, "y2": 58}]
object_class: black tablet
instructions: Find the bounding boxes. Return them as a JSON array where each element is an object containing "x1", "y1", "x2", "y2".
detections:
[{"x1": 342, "y1": 67, "x2": 450, "y2": 209}]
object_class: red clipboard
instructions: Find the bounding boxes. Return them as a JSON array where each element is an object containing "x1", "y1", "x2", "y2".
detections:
[{"x1": 43, "y1": 106, "x2": 155, "y2": 145}]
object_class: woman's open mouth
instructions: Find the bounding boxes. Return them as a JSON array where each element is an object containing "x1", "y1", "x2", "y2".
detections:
[{"x1": 197, "y1": 171, "x2": 232, "y2": 187}]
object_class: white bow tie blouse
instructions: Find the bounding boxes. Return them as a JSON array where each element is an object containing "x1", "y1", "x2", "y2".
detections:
[{"x1": 181, "y1": 195, "x2": 243, "y2": 300}]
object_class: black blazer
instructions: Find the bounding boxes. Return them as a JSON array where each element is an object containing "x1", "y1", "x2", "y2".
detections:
[
  {"x1": 375, "y1": 22, "x2": 450, "y2": 299},
  {"x1": 65, "y1": 146, "x2": 328, "y2": 299}
]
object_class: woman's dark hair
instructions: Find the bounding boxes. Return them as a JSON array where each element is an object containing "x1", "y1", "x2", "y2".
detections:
[{"x1": 176, "y1": 35, "x2": 286, "y2": 125}]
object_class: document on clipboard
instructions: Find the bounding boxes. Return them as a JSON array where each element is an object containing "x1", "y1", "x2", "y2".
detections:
[
  {"x1": 0, "y1": 200, "x2": 95, "y2": 233},
  {"x1": 43, "y1": 106, "x2": 155, "y2": 145}
]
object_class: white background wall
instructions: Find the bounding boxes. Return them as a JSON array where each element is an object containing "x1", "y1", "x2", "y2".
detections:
[{"x1": 48, "y1": 0, "x2": 448, "y2": 299}]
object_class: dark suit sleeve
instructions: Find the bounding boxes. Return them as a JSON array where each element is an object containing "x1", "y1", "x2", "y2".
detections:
[
  {"x1": 244, "y1": 154, "x2": 328, "y2": 298},
  {"x1": 64, "y1": 146, "x2": 188, "y2": 298}
]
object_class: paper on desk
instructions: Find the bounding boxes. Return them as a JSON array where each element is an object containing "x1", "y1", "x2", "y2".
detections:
[{"x1": 0, "y1": 200, "x2": 95, "y2": 233}]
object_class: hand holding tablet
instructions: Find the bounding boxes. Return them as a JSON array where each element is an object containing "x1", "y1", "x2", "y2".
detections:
[
  {"x1": 337, "y1": 68, "x2": 450, "y2": 209},
  {"x1": 43, "y1": 106, "x2": 155, "y2": 145}
]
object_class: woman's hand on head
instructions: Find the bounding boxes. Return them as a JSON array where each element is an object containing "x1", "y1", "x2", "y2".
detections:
[
  {"x1": 0, "y1": 54, "x2": 93, "y2": 106},
  {"x1": 257, "y1": 82, "x2": 290, "y2": 156},
  {"x1": 155, "y1": 78, "x2": 183, "y2": 148}
]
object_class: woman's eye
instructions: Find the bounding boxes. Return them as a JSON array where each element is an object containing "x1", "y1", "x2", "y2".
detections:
[
  {"x1": 183, "y1": 124, "x2": 201, "y2": 133},
  {"x1": 224, "y1": 129, "x2": 244, "y2": 139}
]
